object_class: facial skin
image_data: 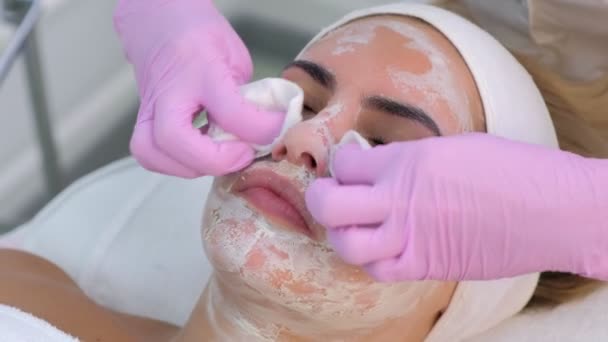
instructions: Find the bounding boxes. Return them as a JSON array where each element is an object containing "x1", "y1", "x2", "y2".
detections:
[{"x1": 197, "y1": 15, "x2": 485, "y2": 341}]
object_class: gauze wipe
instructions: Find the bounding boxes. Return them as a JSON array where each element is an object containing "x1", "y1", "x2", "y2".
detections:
[
  {"x1": 194, "y1": 78, "x2": 304, "y2": 158},
  {"x1": 329, "y1": 130, "x2": 372, "y2": 178}
]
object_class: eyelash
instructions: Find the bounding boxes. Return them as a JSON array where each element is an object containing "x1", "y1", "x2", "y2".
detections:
[
  {"x1": 367, "y1": 136, "x2": 386, "y2": 147},
  {"x1": 302, "y1": 104, "x2": 316, "y2": 119},
  {"x1": 303, "y1": 103, "x2": 386, "y2": 146}
]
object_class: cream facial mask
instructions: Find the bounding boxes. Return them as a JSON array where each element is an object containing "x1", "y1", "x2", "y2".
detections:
[{"x1": 202, "y1": 160, "x2": 445, "y2": 340}]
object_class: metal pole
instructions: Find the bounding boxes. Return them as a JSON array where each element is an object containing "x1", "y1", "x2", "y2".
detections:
[
  {"x1": 0, "y1": 0, "x2": 37, "y2": 82},
  {"x1": 23, "y1": 27, "x2": 62, "y2": 194}
]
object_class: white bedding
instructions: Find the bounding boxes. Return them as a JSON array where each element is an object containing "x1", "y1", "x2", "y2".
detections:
[
  {"x1": 2, "y1": 157, "x2": 606, "y2": 340},
  {"x1": 7, "y1": 158, "x2": 213, "y2": 326}
]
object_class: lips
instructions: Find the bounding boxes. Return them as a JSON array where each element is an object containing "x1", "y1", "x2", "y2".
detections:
[{"x1": 231, "y1": 168, "x2": 317, "y2": 239}]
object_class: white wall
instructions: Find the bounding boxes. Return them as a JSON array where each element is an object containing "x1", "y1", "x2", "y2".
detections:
[{"x1": 0, "y1": 0, "x2": 137, "y2": 228}]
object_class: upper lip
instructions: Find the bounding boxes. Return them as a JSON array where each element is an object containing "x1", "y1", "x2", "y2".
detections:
[{"x1": 231, "y1": 167, "x2": 318, "y2": 239}]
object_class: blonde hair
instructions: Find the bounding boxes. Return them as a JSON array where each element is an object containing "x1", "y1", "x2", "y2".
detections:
[
  {"x1": 511, "y1": 54, "x2": 606, "y2": 309},
  {"x1": 527, "y1": 272, "x2": 602, "y2": 307}
]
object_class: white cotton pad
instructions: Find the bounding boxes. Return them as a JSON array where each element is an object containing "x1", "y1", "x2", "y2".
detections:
[
  {"x1": 329, "y1": 130, "x2": 371, "y2": 178},
  {"x1": 201, "y1": 78, "x2": 304, "y2": 158}
]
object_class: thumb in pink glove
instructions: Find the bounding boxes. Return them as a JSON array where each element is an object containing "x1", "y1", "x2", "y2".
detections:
[
  {"x1": 306, "y1": 134, "x2": 608, "y2": 282},
  {"x1": 114, "y1": 0, "x2": 284, "y2": 177}
]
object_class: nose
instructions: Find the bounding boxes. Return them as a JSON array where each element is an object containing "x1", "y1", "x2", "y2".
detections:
[{"x1": 271, "y1": 122, "x2": 331, "y2": 176}]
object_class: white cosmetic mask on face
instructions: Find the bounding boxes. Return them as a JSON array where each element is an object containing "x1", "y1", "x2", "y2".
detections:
[
  {"x1": 203, "y1": 161, "x2": 447, "y2": 341},
  {"x1": 194, "y1": 78, "x2": 304, "y2": 158}
]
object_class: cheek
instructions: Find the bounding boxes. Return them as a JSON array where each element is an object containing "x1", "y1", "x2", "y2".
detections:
[
  {"x1": 203, "y1": 215, "x2": 260, "y2": 274},
  {"x1": 242, "y1": 241, "x2": 328, "y2": 298},
  {"x1": 202, "y1": 187, "x2": 333, "y2": 299},
  {"x1": 239, "y1": 241, "x2": 401, "y2": 322},
  {"x1": 201, "y1": 187, "x2": 264, "y2": 273}
]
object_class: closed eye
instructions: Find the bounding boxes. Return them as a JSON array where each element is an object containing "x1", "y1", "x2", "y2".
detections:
[
  {"x1": 302, "y1": 104, "x2": 316, "y2": 120},
  {"x1": 367, "y1": 136, "x2": 386, "y2": 146}
]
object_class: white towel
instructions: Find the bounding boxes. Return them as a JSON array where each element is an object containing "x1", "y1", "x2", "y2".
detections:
[
  {"x1": 0, "y1": 304, "x2": 78, "y2": 342},
  {"x1": 0, "y1": 228, "x2": 27, "y2": 250}
]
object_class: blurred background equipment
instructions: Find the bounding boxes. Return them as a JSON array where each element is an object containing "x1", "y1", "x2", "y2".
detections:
[{"x1": 0, "y1": 0, "x2": 389, "y2": 232}]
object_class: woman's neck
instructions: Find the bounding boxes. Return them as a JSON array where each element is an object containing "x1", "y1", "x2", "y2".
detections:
[{"x1": 174, "y1": 275, "x2": 440, "y2": 342}]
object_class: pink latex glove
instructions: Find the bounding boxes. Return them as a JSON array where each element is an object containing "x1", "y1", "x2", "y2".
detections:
[
  {"x1": 306, "y1": 134, "x2": 608, "y2": 281},
  {"x1": 113, "y1": 0, "x2": 283, "y2": 177}
]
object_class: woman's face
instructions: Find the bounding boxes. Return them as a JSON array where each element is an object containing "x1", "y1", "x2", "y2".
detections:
[{"x1": 202, "y1": 15, "x2": 484, "y2": 338}]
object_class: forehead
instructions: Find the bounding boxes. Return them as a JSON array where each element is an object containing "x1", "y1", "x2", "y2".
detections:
[
  {"x1": 297, "y1": 15, "x2": 482, "y2": 133},
  {"x1": 302, "y1": 15, "x2": 455, "y2": 74}
]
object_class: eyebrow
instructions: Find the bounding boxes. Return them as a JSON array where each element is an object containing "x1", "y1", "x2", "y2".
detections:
[
  {"x1": 363, "y1": 96, "x2": 442, "y2": 136},
  {"x1": 283, "y1": 60, "x2": 336, "y2": 91}
]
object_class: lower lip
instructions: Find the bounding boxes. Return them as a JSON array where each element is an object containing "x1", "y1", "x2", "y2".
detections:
[{"x1": 240, "y1": 187, "x2": 310, "y2": 236}]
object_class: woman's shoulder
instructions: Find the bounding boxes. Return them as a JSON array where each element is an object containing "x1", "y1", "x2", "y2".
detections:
[
  {"x1": 0, "y1": 249, "x2": 75, "y2": 285},
  {"x1": 0, "y1": 249, "x2": 137, "y2": 341},
  {"x1": 0, "y1": 249, "x2": 179, "y2": 341}
]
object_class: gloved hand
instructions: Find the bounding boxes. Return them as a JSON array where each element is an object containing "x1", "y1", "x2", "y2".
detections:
[
  {"x1": 306, "y1": 134, "x2": 608, "y2": 281},
  {"x1": 113, "y1": 0, "x2": 283, "y2": 177}
]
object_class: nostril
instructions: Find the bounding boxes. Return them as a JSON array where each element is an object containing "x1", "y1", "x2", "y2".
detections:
[
  {"x1": 273, "y1": 145, "x2": 288, "y2": 160},
  {"x1": 300, "y1": 152, "x2": 317, "y2": 171}
]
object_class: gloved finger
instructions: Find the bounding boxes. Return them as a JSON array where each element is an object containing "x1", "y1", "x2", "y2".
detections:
[
  {"x1": 306, "y1": 178, "x2": 389, "y2": 228},
  {"x1": 222, "y1": 23, "x2": 253, "y2": 85},
  {"x1": 153, "y1": 91, "x2": 255, "y2": 176},
  {"x1": 364, "y1": 256, "x2": 428, "y2": 282},
  {"x1": 130, "y1": 121, "x2": 199, "y2": 178},
  {"x1": 202, "y1": 65, "x2": 284, "y2": 145},
  {"x1": 327, "y1": 220, "x2": 406, "y2": 266},
  {"x1": 331, "y1": 144, "x2": 395, "y2": 185}
]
